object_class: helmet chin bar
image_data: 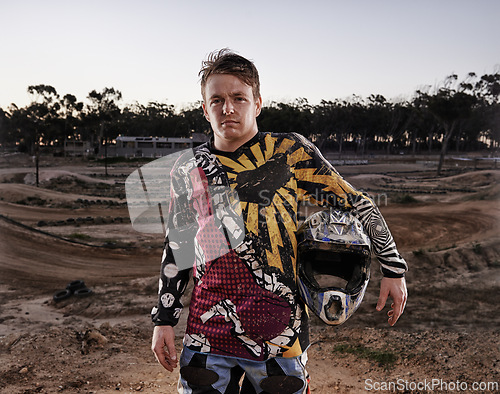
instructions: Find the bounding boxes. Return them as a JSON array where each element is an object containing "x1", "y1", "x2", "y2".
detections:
[
  {"x1": 318, "y1": 276, "x2": 370, "y2": 325},
  {"x1": 324, "y1": 294, "x2": 343, "y2": 322}
]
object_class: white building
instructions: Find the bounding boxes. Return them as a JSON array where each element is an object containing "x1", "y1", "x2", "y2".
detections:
[
  {"x1": 64, "y1": 138, "x2": 92, "y2": 156},
  {"x1": 103, "y1": 134, "x2": 209, "y2": 158}
]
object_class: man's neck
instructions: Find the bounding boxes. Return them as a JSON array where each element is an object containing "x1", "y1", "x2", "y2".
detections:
[{"x1": 214, "y1": 130, "x2": 258, "y2": 152}]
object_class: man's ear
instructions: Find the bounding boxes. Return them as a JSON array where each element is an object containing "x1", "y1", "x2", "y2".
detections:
[
  {"x1": 255, "y1": 96, "x2": 263, "y2": 117},
  {"x1": 202, "y1": 102, "x2": 210, "y2": 122}
]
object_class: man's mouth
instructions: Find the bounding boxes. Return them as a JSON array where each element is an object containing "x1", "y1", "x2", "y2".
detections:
[{"x1": 222, "y1": 119, "x2": 238, "y2": 126}]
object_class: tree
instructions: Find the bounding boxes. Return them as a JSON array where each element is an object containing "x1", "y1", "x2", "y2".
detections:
[
  {"x1": 410, "y1": 92, "x2": 439, "y2": 153},
  {"x1": 179, "y1": 101, "x2": 209, "y2": 137},
  {"x1": 85, "y1": 87, "x2": 123, "y2": 142},
  {"x1": 258, "y1": 98, "x2": 312, "y2": 137},
  {"x1": 311, "y1": 100, "x2": 333, "y2": 151},
  {"x1": 0, "y1": 107, "x2": 8, "y2": 147},
  {"x1": 27, "y1": 85, "x2": 62, "y2": 146},
  {"x1": 385, "y1": 100, "x2": 413, "y2": 154},
  {"x1": 26, "y1": 85, "x2": 61, "y2": 186},
  {"x1": 3, "y1": 70, "x2": 499, "y2": 161},
  {"x1": 474, "y1": 72, "x2": 500, "y2": 150},
  {"x1": 345, "y1": 96, "x2": 371, "y2": 156},
  {"x1": 418, "y1": 74, "x2": 479, "y2": 175},
  {"x1": 60, "y1": 94, "x2": 84, "y2": 152},
  {"x1": 84, "y1": 87, "x2": 122, "y2": 175}
]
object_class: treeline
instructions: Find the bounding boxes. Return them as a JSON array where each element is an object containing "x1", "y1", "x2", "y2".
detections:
[{"x1": 0, "y1": 71, "x2": 499, "y2": 174}]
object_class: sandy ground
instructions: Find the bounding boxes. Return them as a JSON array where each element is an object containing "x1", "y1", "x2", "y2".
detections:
[{"x1": 0, "y1": 152, "x2": 499, "y2": 393}]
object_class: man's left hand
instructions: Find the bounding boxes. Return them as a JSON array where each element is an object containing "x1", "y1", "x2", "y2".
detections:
[{"x1": 376, "y1": 277, "x2": 407, "y2": 326}]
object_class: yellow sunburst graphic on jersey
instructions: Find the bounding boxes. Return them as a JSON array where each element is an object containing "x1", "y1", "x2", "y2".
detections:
[
  {"x1": 216, "y1": 134, "x2": 359, "y2": 273},
  {"x1": 215, "y1": 134, "x2": 305, "y2": 273}
]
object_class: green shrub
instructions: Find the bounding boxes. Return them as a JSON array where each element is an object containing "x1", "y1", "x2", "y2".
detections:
[{"x1": 333, "y1": 344, "x2": 398, "y2": 368}]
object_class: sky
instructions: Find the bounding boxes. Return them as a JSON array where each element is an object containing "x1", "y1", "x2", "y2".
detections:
[{"x1": 1, "y1": 0, "x2": 499, "y2": 111}]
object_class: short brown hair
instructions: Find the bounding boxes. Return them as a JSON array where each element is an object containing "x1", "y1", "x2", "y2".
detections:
[{"x1": 199, "y1": 48, "x2": 260, "y2": 100}]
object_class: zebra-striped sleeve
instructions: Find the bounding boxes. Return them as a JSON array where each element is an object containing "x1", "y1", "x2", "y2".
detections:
[{"x1": 351, "y1": 197, "x2": 408, "y2": 277}]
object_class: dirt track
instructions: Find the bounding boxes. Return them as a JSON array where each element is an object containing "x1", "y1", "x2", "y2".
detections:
[
  {"x1": 0, "y1": 216, "x2": 159, "y2": 290},
  {"x1": 0, "y1": 154, "x2": 499, "y2": 393}
]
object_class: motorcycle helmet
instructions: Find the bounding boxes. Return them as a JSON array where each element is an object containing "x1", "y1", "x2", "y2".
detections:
[{"x1": 297, "y1": 209, "x2": 371, "y2": 325}]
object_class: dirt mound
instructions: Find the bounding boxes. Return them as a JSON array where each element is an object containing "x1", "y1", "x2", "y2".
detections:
[
  {"x1": 380, "y1": 200, "x2": 499, "y2": 251},
  {"x1": 438, "y1": 170, "x2": 500, "y2": 201},
  {"x1": 345, "y1": 174, "x2": 400, "y2": 191},
  {"x1": 0, "y1": 183, "x2": 95, "y2": 206},
  {"x1": 0, "y1": 216, "x2": 159, "y2": 293},
  {"x1": 23, "y1": 170, "x2": 116, "y2": 186},
  {"x1": 460, "y1": 181, "x2": 500, "y2": 201},
  {"x1": 402, "y1": 239, "x2": 500, "y2": 330},
  {"x1": 440, "y1": 169, "x2": 500, "y2": 188},
  {"x1": 346, "y1": 170, "x2": 500, "y2": 204}
]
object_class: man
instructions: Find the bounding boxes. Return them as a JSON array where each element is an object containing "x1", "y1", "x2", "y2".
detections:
[{"x1": 151, "y1": 49, "x2": 407, "y2": 393}]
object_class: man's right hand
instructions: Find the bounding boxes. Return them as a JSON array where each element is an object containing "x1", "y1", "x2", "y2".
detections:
[{"x1": 151, "y1": 325, "x2": 178, "y2": 372}]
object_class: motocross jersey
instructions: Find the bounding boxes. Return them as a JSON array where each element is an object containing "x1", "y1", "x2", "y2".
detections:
[{"x1": 151, "y1": 131, "x2": 407, "y2": 361}]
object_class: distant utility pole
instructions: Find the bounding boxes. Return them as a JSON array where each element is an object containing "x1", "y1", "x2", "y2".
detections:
[
  {"x1": 101, "y1": 123, "x2": 108, "y2": 178},
  {"x1": 35, "y1": 141, "x2": 40, "y2": 187}
]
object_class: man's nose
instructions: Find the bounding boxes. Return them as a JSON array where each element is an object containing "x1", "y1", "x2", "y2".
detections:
[{"x1": 223, "y1": 100, "x2": 234, "y2": 115}]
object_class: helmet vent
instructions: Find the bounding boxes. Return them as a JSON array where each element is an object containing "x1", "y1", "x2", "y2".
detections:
[{"x1": 325, "y1": 298, "x2": 342, "y2": 321}]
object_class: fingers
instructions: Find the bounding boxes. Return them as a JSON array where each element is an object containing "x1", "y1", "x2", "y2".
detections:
[
  {"x1": 153, "y1": 344, "x2": 176, "y2": 372},
  {"x1": 166, "y1": 337, "x2": 178, "y2": 366},
  {"x1": 391, "y1": 280, "x2": 408, "y2": 326},
  {"x1": 376, "y1": 285, "x2": 389, "y2": 312},
  {"x1": 387, "y1": 302, "x2": 399, "y2": 326},
  {"x1": 390, "y1": 289, "x2": 407, "y2": 326},
  {"x1": 152, "y1": 326, "x2": 178, "y2": 372},
  {"x1": 377, "y1": 277, "x2": 408, "y2": 326}
]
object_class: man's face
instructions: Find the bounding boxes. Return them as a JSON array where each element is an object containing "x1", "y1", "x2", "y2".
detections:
[{"x1": 202, "y1": 74, "x2": 262, "y2": 152}]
